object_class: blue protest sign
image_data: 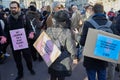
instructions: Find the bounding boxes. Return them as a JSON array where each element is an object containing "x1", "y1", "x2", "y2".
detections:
[{"x1": 94, "y1": 34, "x2": 120, "y2": 60}]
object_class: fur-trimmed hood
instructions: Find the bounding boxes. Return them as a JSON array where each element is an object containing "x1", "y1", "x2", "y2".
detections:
[{"x1": 26, "y1": 11, "x2": 40, "y2": 20}]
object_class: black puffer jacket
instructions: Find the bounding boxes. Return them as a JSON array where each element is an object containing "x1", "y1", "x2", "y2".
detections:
[{"x1": 80, "y1": 14, "x2": 112, "y2": 70}]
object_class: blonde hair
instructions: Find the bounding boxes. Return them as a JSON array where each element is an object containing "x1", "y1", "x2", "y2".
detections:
[{"x1": 46, "y1": 5, "x2": 51, "y2": 13}]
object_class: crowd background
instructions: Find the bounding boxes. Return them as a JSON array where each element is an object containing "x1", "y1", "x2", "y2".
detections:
[{"x1": 0, "y1": 0, "x2": 120, "y2": 80}]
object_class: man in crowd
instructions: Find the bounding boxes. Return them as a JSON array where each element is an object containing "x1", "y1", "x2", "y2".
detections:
[
  {"x1": 0, "y1": 17, "x2": 7, "y2": 64},
  {"x1": 26, "y1": 1, "x2": 43, "y2": 61},
  {"x1": 6, "y1": 1, "x2": 35, "y2": 80},
  {"x1": 80, "y1": 3, "x2": 109, "y2": 80}
]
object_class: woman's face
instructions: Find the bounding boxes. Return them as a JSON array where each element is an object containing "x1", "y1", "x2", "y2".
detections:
[
  {"x1": 86, "y1": 6, "x2": 94, "y2": 17},
  {"x1": 86, "y1": 6, "x2": 93, "y2": 14},
  {"x1": 54, "y1": 4, "x2": 63, "y2": 12}
]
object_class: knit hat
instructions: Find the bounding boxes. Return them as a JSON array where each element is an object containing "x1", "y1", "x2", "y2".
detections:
[{"x1": 28, "y1": 5, "x2": 36, "y2": 11}]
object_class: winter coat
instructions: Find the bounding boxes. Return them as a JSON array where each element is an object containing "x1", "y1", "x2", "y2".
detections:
[
  {"x1": 0, "y1": 21, "x2": 3, "y2": 36},
  {"x1": 26, "y1": 11, "x2": 42, "y2": 40},
  {"x1": 114, "y1": 13, "x2": 120, "y2": 35},
  {"x1": 6, "y1": 12, "x2": 33, "y2": 50},
  {"x1": 46, "y1": 13, "x2": 54, "y2": 28},
  {"x1": 46, "y1": 23, "x2": 76, "y2": 76},
  {"x1": 0, "y1": 19, "x2": 7, "y2": 37},
  {"x1": 71, "y1": 10, "x2": 83, "y2": 43},
  {"x1": 80, "y1": 14, "x2": 111, "y2": 70}
]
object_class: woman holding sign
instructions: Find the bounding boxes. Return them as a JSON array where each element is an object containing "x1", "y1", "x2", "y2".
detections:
[{"x1": 46, "y1": 10, "x2": 77, "y2": 80}]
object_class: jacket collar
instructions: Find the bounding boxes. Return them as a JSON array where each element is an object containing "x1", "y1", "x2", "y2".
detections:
[
  {"x1": 93, "y1": 13, "x2": 106, "y2": 17},
  {"x1": 92, "y1": 13, "x2": 107, "y2": 20}
]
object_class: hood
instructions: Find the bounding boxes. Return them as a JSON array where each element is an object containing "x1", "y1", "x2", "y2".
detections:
[{"x1": 26, "y1": 11, "x2": 40, "y2": 19}]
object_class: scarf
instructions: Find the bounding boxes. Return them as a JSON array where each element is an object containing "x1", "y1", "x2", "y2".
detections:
[{"x1": 11, "y1": 11, "x2": 21, "y2": 20}]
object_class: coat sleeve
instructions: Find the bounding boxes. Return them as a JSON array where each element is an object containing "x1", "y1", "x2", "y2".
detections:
[
  {"x1": 71, "y1": 11, "x2": 82, "y2": 29},
  {"x1": 114, "y1": 16, "x2": 120, "y2": 35},
  {"x1": 80, "y1": 21, "x2": 94, "y2": 46},
  {"x1": 66, "y1": 29, "x2": 77, "y2": 59},
  {"x1": 25, "y1": 16, "x2": 34, "y2": 36},
  {"x1": 0, "y1": 24, "x2": 3, "y2": 36}
]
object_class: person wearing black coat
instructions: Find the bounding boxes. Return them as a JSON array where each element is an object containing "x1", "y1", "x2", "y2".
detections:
[
  {"x1": 6, "y1": 1, "x2": 35, "y2": 80},
  {"x1": 0, "y1": 19, "x2": 7, "y2": 64},
  {"x1": 80, "y1": 3, "x2": 110, "y2": 80},
  {"x1": 0, "y1": 22, "x2": 3, "y2": 36},
  {"x1": 26, "y1": 5, "x2": 43, "y2": 61},
  {"x1": 0, "y1": 20, "x2": 7, "y2": 45}
]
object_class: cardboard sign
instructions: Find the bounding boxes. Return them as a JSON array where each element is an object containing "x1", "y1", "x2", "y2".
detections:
[
  {"x1": 10, "y1": 28, "x2": 28, "y2": 50},
  {"x1": 33, "y1": 31, "x2": 61, "y2": 67},
  {"x1": 94, "y1": 34, "x2": 120, "y2": 60},
  {"x1": 83, "y1": 28, "x2": 120, "y2": 63}
]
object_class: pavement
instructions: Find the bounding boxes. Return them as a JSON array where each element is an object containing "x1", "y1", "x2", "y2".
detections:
[{"x1": 0, "y1": 45, "x2": 120, "y2": 80}]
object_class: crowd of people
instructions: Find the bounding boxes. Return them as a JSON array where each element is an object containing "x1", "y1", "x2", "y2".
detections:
[{"x1": 0, "y1": 0, "x2": 120, "y2": 80}]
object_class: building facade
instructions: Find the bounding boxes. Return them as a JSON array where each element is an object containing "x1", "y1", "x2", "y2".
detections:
[
  {"x1": 0, "y1": 0, "x2": 120, "y2": 12},
  {"x1": 100, "y1": 0, "x2": 120, "y2": 12},
  {"x1": 65, "y1": 0, "x2": 88, "y2": 10},
  {"x1": 0, "y1": 0, "x2": 66, "y2": 9},
  {"x1": 0, "y1": 0, "x2": 42, "y2": 9}
]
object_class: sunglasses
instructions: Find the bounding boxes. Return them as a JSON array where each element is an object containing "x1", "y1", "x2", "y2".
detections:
[{"x1": 57, "y1": 7, "x2": 61, "y2": 9}]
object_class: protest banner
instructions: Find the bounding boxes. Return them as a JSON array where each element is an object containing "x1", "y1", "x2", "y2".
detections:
[
  {"x1": 33, "y1": 31, "x2": 61, "y2": 67},
  {"x1": 83, "y1": 28, "x2": 120, "y2": 63},
  {"x1": 10, "y1": 28, "x2": 28, "y2": 50}
]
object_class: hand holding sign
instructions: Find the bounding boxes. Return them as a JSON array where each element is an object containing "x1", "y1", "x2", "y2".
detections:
[
  {"x1": 33, "y1": 31, "x2": 61, "y2": 67},
  {"x1": 10, "y1": 28, "x2": 28, "y2": 50},
  {"x1": 0, "y1": 36, "x2": 7, "y2": 44},
  {"x1": 28, "y1": 32, "x2": 35, "y2": 39}
]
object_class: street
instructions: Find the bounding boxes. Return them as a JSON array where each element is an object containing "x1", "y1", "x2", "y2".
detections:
[{"x1": 0, "y1": 46, "x2": 120, "y2": 80}]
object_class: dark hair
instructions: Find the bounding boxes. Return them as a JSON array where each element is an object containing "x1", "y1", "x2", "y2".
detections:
[
  {"x1": 118, "y1": 10, "x2": 120, "y2": 13},
  {"x1": 84, "y1": 4, "x2": 93, "y2": 10},
  {"x1": 9, "y1": 1, "x2": 20, "y2": 8},
  {"x1": 28, "y1": 5, "x2": 36, "y2": 11},
  {"x1": 93, "y1": 3, "x2": 104, "y2": 13},
  {"x1": 30, "y1": 1, "x2": 36, "y2": 6},
  {"x1": 43, "y1": 11, "x2": 48, "y2": 16},
  {"x1": 54, "y1": 10, "x2": 69, "y2": 22}
]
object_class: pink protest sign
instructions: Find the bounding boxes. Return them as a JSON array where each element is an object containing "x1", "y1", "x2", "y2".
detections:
[
  {"x1": 10, "y1": 28, "x2": 28, "y2": 50},
  {"x1": 33, "y1": 31, "x2": 61, "y2": 67}
]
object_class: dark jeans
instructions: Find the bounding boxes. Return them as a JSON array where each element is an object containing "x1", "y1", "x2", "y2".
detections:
[
  {"x1": 0, "y1": 41, "x2": 9, "y2": 53},
  {"x1": 29, "y1": 39, "x2": 42, "y2": 61},
  {"x1": 12, "y1": 48, "x2": 33, "y2": 76},
  {"x1": 50, "y1": 74, "x2": 65, "y2": 80},
  {"x1": 0, "y1": 73, "x2": 1, "y2": 80},
  {"x1": 86, "y1": 68, "x2": 106, "y2": 80},
  {"x1": 29, "y1": 39, "x2": 37, "y2": 60}
]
